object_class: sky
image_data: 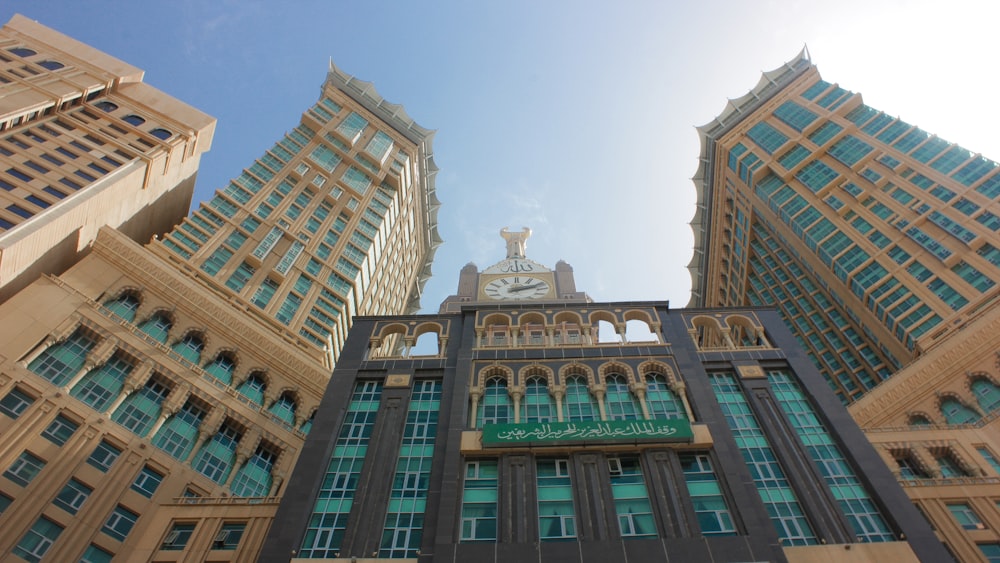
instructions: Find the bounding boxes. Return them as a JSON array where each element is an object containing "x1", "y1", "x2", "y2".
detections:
[{"x1": 4, "y1": 1, "x2": 999, "y2": 313}]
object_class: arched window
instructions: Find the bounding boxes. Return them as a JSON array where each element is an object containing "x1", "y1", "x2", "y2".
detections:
[
  {"x1": 104, "y1": 292, "x2": 139, "y2": 322},
  {"x1": 522, "y1": 376, "x2": 556, "y2": 423},
  {"x1": 941, "y1": 398, "x2": 981, "y2": 424},
  {"x1": 269, "y1": 393, "x2": 297, "y2": 425},
  {"x1": 230, "y1": 445, "x2": 277, "y2": 497},
  {"x1": 564, "y1": 375, "x2": 598, "y2": 421},
  {"x1": 122, "y1": 114, "x2": 146, "y2": 126},
  {"x1": 9, "y1": 47, "x2": 36, "y2": 57},
  {"x1": 138, "y1": 313, "x2": 172, "y2": 343},
  {"x1": 95, "y1": 101, "x2": 118, "y2": 113},
  {"x1": 605, "y1": 374, "x2": 641, "y2": 421},
  {"x1": 152, "y1": 400, "x2": 206, "y2": 460},
  {"x1": 300, "y1": 410, "x2": 315, "y2": 434},
  {"x1": 203, "y1": 354, "x2": 236, "y2": 385},
  {"x1": 70, "y1": 352, "x2": 133, "y2": 411},
  {"x1": 237, "y1": 372, "x2": 267, "y2": 405},
  {"x1": 971, "y1": 379, "x2": 1000, "y2": 413},
  {"x1": 28, "y1": 328, "x2": 97, "y2": 386},
  {"x1": 908, "y1": 413, "x2": 932, "y2": 426},
  {"x1": 112, "y1": 377, "x2": 170, "y2": 437},
  {"x1": 149, "y1": 128, "x2": 172, "y2": 140},
  {"x1": 193, "y1": 421, "x2": 242, "y2": 484},
  {"x1": 477, "y1": 377, "x2": 511, "y2": 426},
  {"x1": 171, "y1": 333, "x2": 204, "y2": 363},
  {"x1": 645, "y1": 373, "x2": 685, "y2": 420},
  {"x1": 37, "y1": 60, "x2": 64, "y2": 71}
]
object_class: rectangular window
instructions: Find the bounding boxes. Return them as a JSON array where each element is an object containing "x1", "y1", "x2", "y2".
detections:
[
  {"x1": 460, "y1": 460, "x2": 498, "y2": 542},
  {"x1": 251, "y1": 278, "x2": 280, "y2": 309},
  {"x1": 103, "y1": 505, "x2": 140, "y2": 541},
  {"x1": 87, "y1": 440, "x2": 122, "y2": 472},
  {"x1": 42, "y1": 414, "x2": 79, "y2": 446},
  {"x1": 796, "y1": 160, "x2": 839, "y2": 192},
  {"x1": 200, "y1": 246, "x2": 233, "y2": 276},
  {"x1": 132, "y1": 465, "x2": 164, "y2": 498},
  {"x1": 773, "y1": 101, "x2": 818, "y2": 132},
  {"x1": 213, "y1": 522, "x2": 246, "y2": 550},
  {"x1": 537, "y1": 459, "x2": 577, "y2": 540},
  {"x1": 161, "y1": 523, "x2": 196, "y2": 551},
  {"x1": 0, "y1": 387, "x2": 35, "y2": 418},
  {"x1": 746, "y1": 122, "x2": 788, "y2": 155},
  {"x1": 54, "y1": 478, "x2": 92, "y2": 514},
  {"x1": 225, "y1": 262, "x2": 256, "y2": 292},
  {"x1": 5, "y1": 451, "x2": 45, "y2": 487},
  {"x1": 680, "y1": 453, "x2": 736, "y2": 536},
  {"x1": 13, "y1": 516, "x2": 63, "y2": 562},
  {"x1": 609, "y1": 456, "x2": 656, "y2": 537}
]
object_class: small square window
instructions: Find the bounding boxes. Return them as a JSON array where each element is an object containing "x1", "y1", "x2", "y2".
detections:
[
  {"x1": 87, "y1": 441, "x2": 122, "y2": 472},
  {"x1": 0, "y1": 388, "x2": 35, "y2": 418},
  {"x1": 131, "y1": 466, "x2": 164, "y2": 498},
  {"x1": 4, "y1": 451, "x2": 45, "y2": 487},
  {"x1": 213, "y1": 522, "x2": 246, "y2": 550},
  {"x1": 42, "y1": 414, "x2": 79, "y2": 446},
  {"x1": 161, "y1": 522, "x2": 196, "y2": 551},
  {"x1": 54, "y1": 478, "x2": 92, "y2": 514},
  {"x1": 102, "y1": 505, "x2": 139, "y2": 541}
]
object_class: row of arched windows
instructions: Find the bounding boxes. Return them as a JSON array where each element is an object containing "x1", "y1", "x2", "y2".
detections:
[
  {"x1": 101, "y1": 292, "x2": 312, "y2": 429},
  {"x1": 472, "y1": 372, "x2": 687, "y2": 428},
  {"x1": 688, "y1": 314, "x2": 771, "y2": 350},
  {"x1": 909, "y1": 375, "x2": 1000, "y2": 426},
  {"x1": 22, "y1": 323, "x2": 299, "y2": 496}
]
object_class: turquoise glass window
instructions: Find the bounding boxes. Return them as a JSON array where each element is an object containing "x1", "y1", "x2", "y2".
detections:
[
  {"x1": 710, "y1": 373, "x2": 817, "y2": 545},
  {"x1": 645, "y1": 373, "x2": 685, "y2": 419},
  {"x1": 972, "y1": 379, "x2": 1000, "y2": 413},
  {"x1": 13, "y1": 516, "x2": 63, "y2": 562},
  {"x1": 948, "y1": 503, "x2": 984, "y2": 530},
  {"x1": 71, "y1": 352, "x2": 133, "y2": 411},
  {"x1": 193, "y1": 421, "x2": 242, "y2": 483},
  {"x1": 610, "y1": 456, "x2": 655, "y2": 537},
  {"x1": 477, "y1": 377, "x2": 511, "y2": 425},
  {"x1": 53, "y1": 478, "x2": 92, "y2": 514},
  {"x1": 269, "y1": 393, "x2": 297, "y2": 425},
  {"x1": 231, "y1": 445, "x2": 277, "y2": 497},
  {"x1": 941, "y1": 398, "x2": 981, "y2": 424},
  {"x1": 237, "y1": 372, "x2": 267, "y2": 405},
  {"x1": 521, "y1": 376, "x2": 556, "y2": 422},
  {"x1": 768, "y1": 370, "x2": 893, "y2": 541},
  {"x1": 537, "y1": 459, "x2": 577, "y2": 540},
  {"x1": 746, "y1": 122, "x2": 788, "y2": 155},
  {"x1": 102, "y1": 505, "x2": 139, "y2": 541},
  {"x1": 104, "y1": 293, "x2": 139, "y2": 322},
  {"x1": 171, "y1": 333, "x2": 204, "y2": 363},
  {"x1": 460, "y1": 460, "x2": 498, "y2": 542},
  {"x1": 773, "y1": 101, "x2": 817, "y2": 132},
  {"x1": 0, "y1": 387, "x2": 35, "y2": 419},
  {"x1": 5, "y1": 451, "x2": 45, "y2": 486},
  {"x1": 138, "y1": 313, "x2": 172, "y2": 343},
  {"x1": 28, "y1": 328, "x2": 96, "y2": 385},
  {"x1": 204, "y1": 354, "x2": 235, "y2": 385},
  {"x1": 112, "y1": 378, "x2": 170, "y2": 437},
  {"x1": 605, "y1": 374, "x2": 641, "y2": 421},
  {"x1": 299, "y1": 381, "x2": 382, "y2": 558},
  {"x1": 680, "y1": 453, "x2": 736, "y2": 536},
  {"x1": 379, "y1": 380, "x2": 441, "y2": 558},
  {"x1": 152, "y1": 400, "x2": 205, "y2": 460},
  {"x1": 563, "y1": 375, "x2": 598, "y2": 421}
]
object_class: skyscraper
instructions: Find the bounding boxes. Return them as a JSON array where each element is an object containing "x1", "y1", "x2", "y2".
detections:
[
  {"x1": 689, "y1": 48, "x2": 999, "y2": 404},
  {"x1": 261, "y1": 229, "x2": 944, "y2": 562},
  {"x1": 689, "y1": 49, "x2": 1000, "y2": 559},
  {"x1": 0, "y1": 14, "x2": 216, "y2": 303},
  {"x1": 0, "y1": 14, "x2": 438, "y2": 562}
]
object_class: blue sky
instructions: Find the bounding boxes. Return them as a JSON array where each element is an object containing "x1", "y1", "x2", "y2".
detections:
[{"x1": 5, "y1": 1, "x2": 998, "y2": 313}]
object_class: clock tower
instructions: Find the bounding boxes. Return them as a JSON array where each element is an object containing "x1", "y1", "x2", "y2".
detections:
[{"x1": 439, "y1": 227, "x2": 590, "y2": 312}]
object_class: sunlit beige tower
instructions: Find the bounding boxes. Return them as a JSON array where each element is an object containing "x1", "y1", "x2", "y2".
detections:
[
  {"x1": 0, "y1": 14, "x2": 439, "y2": 563},
  {"x1": 0, "y1": 14, "x2": 215, "y2": 303},
  {"x1": 690, "y1": 49, "x2": 1000, "y2": 560}
]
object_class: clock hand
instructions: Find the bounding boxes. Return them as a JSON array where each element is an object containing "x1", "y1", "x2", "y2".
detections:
[{"x1": 510, "y1": 282, "x2": 544, "y2": 293}]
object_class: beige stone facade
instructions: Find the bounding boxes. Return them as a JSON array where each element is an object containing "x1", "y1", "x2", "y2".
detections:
[
  {"x1": 0, "y1": 13, "x2": 438, "y2": 563},
  {"x1": 0, "y1": 15, "x2": 216, "y2": 303}
]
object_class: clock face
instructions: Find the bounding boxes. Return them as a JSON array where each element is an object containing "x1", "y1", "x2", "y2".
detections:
[{"x1": 483, "y1": 276, "x2": 551, "y2": 300}]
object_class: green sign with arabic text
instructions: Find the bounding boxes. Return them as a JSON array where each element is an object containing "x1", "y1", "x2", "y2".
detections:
[{"x1": 481, "y1": 419, "x2": 693, "y2": 447}]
